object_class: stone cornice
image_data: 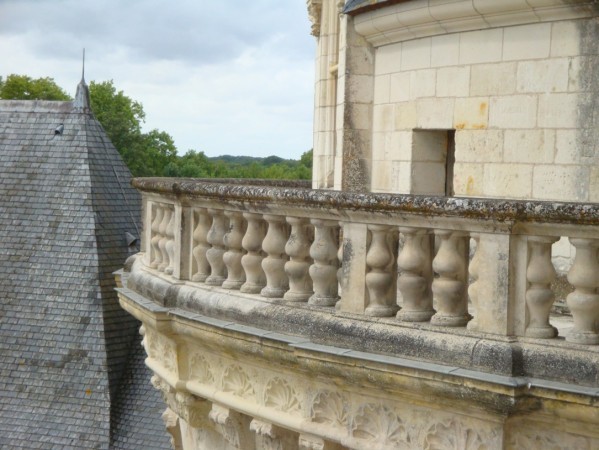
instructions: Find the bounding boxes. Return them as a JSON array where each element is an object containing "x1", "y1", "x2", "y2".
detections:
[
  {"x1": 349, "y1": 0, "x2": 599, "y2": 46},
  {"x1": 307, "y1": 0, "x2": 324, "y2": 37},
  {"x1": 132, "y1": 177, "x2": 599, "y2": 227}
]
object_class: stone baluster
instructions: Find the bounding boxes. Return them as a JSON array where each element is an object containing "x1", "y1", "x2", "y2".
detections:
[
  {"x1": 158, "y1": 207, "x2": 172, "y2": 272},
  {"x1": 205, "y1": 209, "x2": 228, "y2": 286},
  {"x1": 396, "y1": 227, "x2": 434, "y2": 322},
  {"x1": 336, "y1": 223, "x2": 344, "y2": 310},
  {"x1": 150, "y1": 204, "x2": 164, "y2": 269},
  {"x1": 222, "y1": 211, "x2": 247, "y2": 290},
  {"x1": 431, "y1": 230, "x2": 471, "y2": 327},
  {"x1": 261, "y1": 215, "x2": 290, "y2": 298},
  {"x1": 466, "y1": 234, "x2": 481, "y2": 331},
  {"x1": 525, "y1": 236, "x2": 559, "y2": 338},
  {"x1": 284, "y1": 217, "x2": 313, "y2": 301},
  {"x1": 164, "y1": 206, "x2": 176, "y2": 275},
  {"x1": 566, "y1": 238, "x2": 599, "y2": 344},
  {"x1": 309, "y1": 219, "x2": 339, "y2": 306},
  {"x1": 240, "y1": 213, "x2": 267, "y2": 294},
  {"x1": 365, "y1": 225, "x2": 398, "y2": 317},
  {"x1": 191, "y1": 208, "x2": 212, "y2": 282}
]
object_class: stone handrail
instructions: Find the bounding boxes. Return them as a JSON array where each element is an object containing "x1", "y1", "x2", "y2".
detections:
[{"x1": 134, "y1": 177, "x2": 599, "y2": 346}]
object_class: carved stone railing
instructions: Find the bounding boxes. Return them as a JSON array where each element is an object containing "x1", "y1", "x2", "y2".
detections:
[{"x1": 134, "y1": 178, "x2": 599, "y2": 347}]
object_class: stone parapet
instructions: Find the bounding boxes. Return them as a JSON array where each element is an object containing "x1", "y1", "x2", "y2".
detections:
[{"x1": 119, "y1": 178, "x2": 599, "y2": 449}]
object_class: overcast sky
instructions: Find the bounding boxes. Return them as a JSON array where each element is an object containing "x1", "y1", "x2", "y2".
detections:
[{"x1": 0, "y1": 0, "x2": 316, "y2": 159}]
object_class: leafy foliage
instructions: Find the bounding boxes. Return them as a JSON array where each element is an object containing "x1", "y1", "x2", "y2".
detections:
[
  {"x1": 1, "y1": 74, "x2": 311, "y2": 180},
  {"x1": 0, "y1": 74, "x2": 71, "y2": 101}
]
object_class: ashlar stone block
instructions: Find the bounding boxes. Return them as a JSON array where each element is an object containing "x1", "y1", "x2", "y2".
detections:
[
  {"x1": 489, "y1": 95, "x2": 537, "y2": 129},
  {"x1": 516, "y1": 59, "x2": 569, "y2": 93},
  {"x1": 455, "y1": 129, "x2": 503, "y2": 163},
  {"x1": 454, "y1": 97, "x2": 489, "y2": 130},
  {"x1": 503, "y1": 129, "x2": 555, "y2": 163},
  {"x1": 503, "y1": 22, "x2": 551, "y2": 61},
  {"x1": 483, "y1": 164, "x2": 532, "y2": 198},
  {"x1": 470, "y1": 62, "x2": 517, "y2": 96}
]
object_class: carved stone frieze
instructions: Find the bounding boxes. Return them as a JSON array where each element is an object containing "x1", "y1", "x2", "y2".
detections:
[
  {"x1": 189, "y1": 352, "x2": 214, "y2": 385},
  {"x1": 264, "y1": 377, "x2": 301, "y2": 413},
  {"x1": 507, "y1": 422, "x2": 593, "y2": 450},
  {"x1": 311, "y1": 391, "x2": 349, "y2": 428},
  {"x1": 424, "y1": 419, "x2": 500, "y2": 450},
  {"x1": 222, "y1": 364, "x2": 255, "y2": 400},
  {"x1": 351, "y1": 403, "x2": 407, "y2": 448}
]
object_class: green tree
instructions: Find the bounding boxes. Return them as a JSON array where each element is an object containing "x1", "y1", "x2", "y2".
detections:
[
  {"x1": 0, "y1": 74, "x2": 71, "y2": 100},
  {"x1": 88, "y1": 80, "x2": 177, "y2": 176}
]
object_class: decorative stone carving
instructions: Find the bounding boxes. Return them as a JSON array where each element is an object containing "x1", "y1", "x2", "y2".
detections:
[
  {"x1": 164, "y1": 206, "x2": 176, "y2": 275},
  {"x1": 309, "y1": 219, "x2": 339, "y2": 306},
  {"x1": 299, "y1": 434, "x2": 325, "y2": 450},
  {"x1": 171, "y1": 392, "x2": 210, "y2": 429},
  {"x1": 397, "y1": 227, "x2": 434, "y2": 322},
  {"x1": 241, "y1": 212, "x2": 267, "y2": 294},
  {"x1": 222, "y1": 211, "x2": 247, "y2": 290},
  {"x1": 284, "y1": 217, "x2": 314, "y2": 301},
  {"x1": 189, "y1": 353, "x2": 214, "y2": 385},
  {"x1": 250, "y1": 419, "x2": 292, "y2": 450},
  {"x1": 150, "y1": 204, "x2": 164, "y2": 269},
  {"x1": 158, "y1": 207, "x2": 172, "y2": 272},
  {"x1": 311, "y1": 391, "x2": 349, "y2": 428},
  {"x1": 205, "y1": 209, "x2": 228, "y2": 286},
  {"x1": 431, "y1": 230, "x2": 471, "y2": 327},
  {"x1": 507, "y1": 425, "x2": 591, "y2": 450},
  {"x1": 352, "y1": 404, "x2": 407, "y2": 447},
  {"x1": 162, "y1": 407, "x2": 183, "y2": 450},
  {"x1": 424, "y1": 419, "x2": 495, "y2": 450},
  {"x1": 208, "y1": 404, "x2": 255, "y2": 449},
  {"x1": 191, "y1": 208, "x2": 212, "y2": 282},
  {"x1": 566, "y1": 238, "x2": 599, "y2": 344},
  {"x1": 261, "y1": 215, "x2": 290, "y2": 298},
  {"x1": 156, "y1": 334, "x2": 177, "y2": 374},
  {"x1": 307, "y1": 0, "x2": 323, "y2": 37},
  {"x1": 264, "y1": 377, "x2": 301, "y2": 413},
  {"x1": 525, "y1": 236, "x2": 559, "y2": 338},
  {"x1": 365, "y1": 225, "x2": 398, "y2": 317},
  {"x1": 222, "y1": 365, "x2": 255, "y2": 399},
  {"x1": 466, "y1": 234, "x2": 481, "y2": 331},
  {"x1": 336, "y1": 224, "x2": 344, "y2": 309}
]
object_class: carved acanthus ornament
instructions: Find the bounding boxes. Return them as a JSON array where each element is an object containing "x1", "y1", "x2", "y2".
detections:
[
  {"x1": 307, "y1": 0, "x2": 323, "y2": 37},
  {"x1": 222, "y1": 365, "x2": 255, "y2": 399},
  {"x1": 311, "y1": 391, "x2": 349, "y2": 428},
  {"x1": 209, "y1": 404, "x2": 254, "y2": 448},
  {"x1": 264, "y1": 377, "x2": 301, "y2": 413}
]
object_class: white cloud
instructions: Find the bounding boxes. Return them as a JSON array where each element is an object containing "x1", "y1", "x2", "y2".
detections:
[{"x1": 0, "y1": 0, "x2": 316, "y2": 158}]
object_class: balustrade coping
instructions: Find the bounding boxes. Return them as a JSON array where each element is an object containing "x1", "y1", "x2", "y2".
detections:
[{"x1": 133, "y1": 178, "x2": 599, "y2": 226}]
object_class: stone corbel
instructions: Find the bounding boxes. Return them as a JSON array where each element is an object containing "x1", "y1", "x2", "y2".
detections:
[
  {"x1": 299, "y1": 433, "x2": 326, "y2": 450},
  {"x1": 250, "y1": 419, "x2": 287, "y2": 450},
  {"x1": 162, "y1": 407, "x2": 183, "y2": 450},
  {"x1": 170, "y1": 392, "x2": 211, "y2": 429},
  {"x1": 209, "y1": 404, "x2": 253, "y2": 448},
  {"x1": 307, "y1": 0, "x2": 323, "y2": 37}
]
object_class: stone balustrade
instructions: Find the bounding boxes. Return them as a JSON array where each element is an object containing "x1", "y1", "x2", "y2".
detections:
[{"x1": 135, "y1": 178, "x2": 599, "y2": 347}]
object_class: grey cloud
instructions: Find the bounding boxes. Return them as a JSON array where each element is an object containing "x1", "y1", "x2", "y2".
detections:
[{"x1": 0, "y1": 0, "x2": 314, "y2": 65}]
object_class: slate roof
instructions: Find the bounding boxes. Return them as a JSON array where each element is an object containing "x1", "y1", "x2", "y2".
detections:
[
  {"x1": 0, "y1": 81, "x2": 169, "y2": 449},
  {"x1": 343, "y1": 0, "x2": 402, "y2": 14}
]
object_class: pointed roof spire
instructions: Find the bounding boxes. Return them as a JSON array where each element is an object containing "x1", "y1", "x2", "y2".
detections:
[{"x1": 74, "y1": 48, "x2": 91, "y2": 112}]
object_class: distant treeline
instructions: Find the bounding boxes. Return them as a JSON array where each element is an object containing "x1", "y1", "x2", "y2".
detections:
[
  {"x1": 163, "y1": 150, "x2": 312, "y2": 180},
  {"x1": 0, "y1": 74, "x2": 312, "y2": 180}
]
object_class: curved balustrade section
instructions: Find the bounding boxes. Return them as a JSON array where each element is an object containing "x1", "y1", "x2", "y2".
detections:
[{"x1": 135, "y1": 178, "x2": 599, "y2": 346}]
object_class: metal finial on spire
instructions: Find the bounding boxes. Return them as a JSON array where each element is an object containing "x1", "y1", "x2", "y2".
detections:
[{"x1": 82, "y1": 48, "x2": 86, "y2": 82}]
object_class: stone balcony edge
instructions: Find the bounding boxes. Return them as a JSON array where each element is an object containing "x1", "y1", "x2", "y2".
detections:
[
  {"x1": 121, "y1": 256, "x2": 599, "y2": 390},
  {"x1": 133, "y1": 177, "x2": 599, "y2": 226},
  {"x1": 117, "y1": 282, "x2": 599, "y2": 403}
]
